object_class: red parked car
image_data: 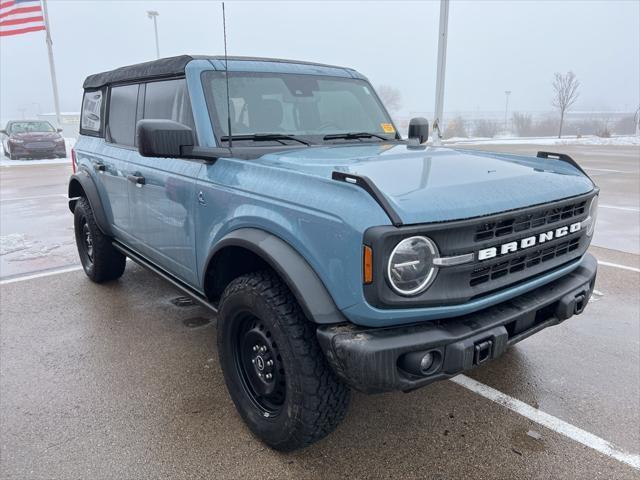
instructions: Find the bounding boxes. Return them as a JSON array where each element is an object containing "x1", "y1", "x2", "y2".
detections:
[{"x1": 1, "y1": 120, "x2": 66, "y2": 160}]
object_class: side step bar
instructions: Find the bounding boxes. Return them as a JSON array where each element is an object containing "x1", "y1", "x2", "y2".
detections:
[{"x1": 112, "y1": 241, "x2": 218, "y2": 314}]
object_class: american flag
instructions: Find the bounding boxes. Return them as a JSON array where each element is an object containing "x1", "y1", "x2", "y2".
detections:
[{"x1": 0, "y1": 0, "x2": 46, "y2": 37}]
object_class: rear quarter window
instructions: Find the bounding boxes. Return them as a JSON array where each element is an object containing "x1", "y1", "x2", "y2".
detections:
[{"x1": 80, "y1": 89, "x2": 105, "y2": 137}]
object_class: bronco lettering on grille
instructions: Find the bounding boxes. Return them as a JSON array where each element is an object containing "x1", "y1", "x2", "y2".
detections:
[{"x1": 477, "y1": 222, "x2": 582, "y2": 261}]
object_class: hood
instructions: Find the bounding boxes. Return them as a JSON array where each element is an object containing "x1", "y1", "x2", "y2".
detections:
[
  {"x1": 257, "y1": 144, "x2": 595, "y2": 224},
  {"x1": 10, "y1": 131, "x2": 61, "y2": 141}
]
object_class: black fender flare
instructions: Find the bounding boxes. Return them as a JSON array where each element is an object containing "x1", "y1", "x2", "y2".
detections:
[
  {"x1": 68, "y1": 169, "x2": 113, "y2": 236},
  {"x1": 206, "y1": 228, "x2": 346, "y2": 325}
]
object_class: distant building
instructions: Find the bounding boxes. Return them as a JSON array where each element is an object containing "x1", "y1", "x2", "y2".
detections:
[{"x1": 37, "y1": 112, "x2": 80, "y2": 138}]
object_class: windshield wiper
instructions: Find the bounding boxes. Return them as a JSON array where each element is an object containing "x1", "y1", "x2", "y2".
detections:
[
  {"x1": 323, "y1": 132, "x2": 390, "y2": 142},
  {"x1": 220, "y1": 133, "x2": 311, "y2": 146}
]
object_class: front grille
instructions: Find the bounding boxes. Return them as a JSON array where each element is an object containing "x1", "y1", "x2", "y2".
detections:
[
  {"x1": 474, "y1": 200, "x2": 587, "y2": 242},
  {"x1": 470, "y1": 236, "x2": 581, "y2": 287},
  {"x1": 363, "y1": 190, "x2": 595, "y2": 309},
  {"x1": 25, "y1": 141, "x2": 55, "y2": 149}
]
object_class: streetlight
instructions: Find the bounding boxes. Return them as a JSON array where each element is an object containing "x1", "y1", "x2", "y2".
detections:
[
  {"x1": 147, "y1": 10, "x2": 160, "y2": 59},
  {"x1": 432, "y1": 0, "x2": 450, "y2": 146},
  {"x1": 504, "y1": 90, "x2": 511, "y2": 133}
]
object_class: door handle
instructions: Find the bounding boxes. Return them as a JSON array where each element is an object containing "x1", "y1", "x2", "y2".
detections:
[
  {"x1": 127, "y1": 174, "x2": 145, "y2": 185},
  {"x1": 94, "y1": 162, "x2": 106, "y2": 172}
]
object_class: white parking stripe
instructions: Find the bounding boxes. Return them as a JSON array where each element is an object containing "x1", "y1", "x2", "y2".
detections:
[
  {"x1": 598, "y1": 261, "x2": 640, "y2": 273},
  {"x1": 451, "y1": 375, "x2": 640, "y2": 471},
  {"x1": 584, "y1": 167, "x2": 631, "y2": 173},
  {"x1": 599, "y1": 204, "x2": 640, "y2": 213},
  {"x1": 0, "y1": 265, "x2": 83, "y2": 285},
  {"x1": 0, "y1": 193, "x2": 67, "y2": 202}
]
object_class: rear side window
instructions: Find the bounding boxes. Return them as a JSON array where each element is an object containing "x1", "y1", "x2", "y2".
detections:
[
  {"x1": 80, "y1": 89, "x2": 104, "y2": 136},
  {"x1": 143, "y1": 79, "x2": 195, "y2": 133},
  {"x1": 108, "y1": 84, "x2": 139, "y2": 147}
]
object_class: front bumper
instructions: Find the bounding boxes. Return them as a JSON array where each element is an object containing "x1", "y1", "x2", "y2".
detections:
[
  {"x1": 9, "y1": 143, "x2": 66, "y2": 158},
  {"x1": 317, "y1": 253, "x2": 597, "y2": 394}
]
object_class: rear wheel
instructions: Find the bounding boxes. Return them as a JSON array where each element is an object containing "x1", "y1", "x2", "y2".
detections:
[
  {"x1": 217, "y1": 271, "x2": 350, "y2": 451},
  {"x1": 73, "y1": 196, "x2": 125, "y2": 283}
]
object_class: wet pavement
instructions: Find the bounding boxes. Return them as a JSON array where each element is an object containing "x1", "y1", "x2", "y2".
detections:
[{"x1": 0, "y1": 144, "x2": 639, "y2": 479}]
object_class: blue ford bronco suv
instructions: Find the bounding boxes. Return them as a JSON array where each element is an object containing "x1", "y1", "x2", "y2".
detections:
[{"x1": 69, "y1": 55, "x2": 598, "y2": 451}]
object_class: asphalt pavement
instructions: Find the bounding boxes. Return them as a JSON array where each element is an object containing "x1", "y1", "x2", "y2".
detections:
[{"x1": 0, "y1": 143, "x2": 638, "y2": 479}]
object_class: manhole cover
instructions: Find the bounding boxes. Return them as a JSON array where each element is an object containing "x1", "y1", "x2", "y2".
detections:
[
  {"x1": 171, "y1": 296, "x2": 195, "y2": 307},
  {"x1": 183, "y1": 317, "x2": 211, "y2": 328}
]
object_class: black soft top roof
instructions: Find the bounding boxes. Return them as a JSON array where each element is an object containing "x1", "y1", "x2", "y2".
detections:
[{"x1": 83, "y1": 55, "x2": 353, "y2": 89}]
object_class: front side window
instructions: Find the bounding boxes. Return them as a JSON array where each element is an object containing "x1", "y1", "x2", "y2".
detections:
[
  {"x1": 143, "y1": 78, "x2": 195, "y2": 133},
  {"x1": 108, "y1": 84, "x2": 139, "y2": 147},
  {"x1": 202, "y1": 71, "x2": 396, "y2": 145},
  {"x1": 9, "y1": 121, "x2": 55, "y2": 134}
]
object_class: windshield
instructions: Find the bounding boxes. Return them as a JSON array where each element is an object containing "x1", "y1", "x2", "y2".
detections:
[
  {"x1": 9, "y1": 121, "x2": 55, "y2": 134},
  {"x1": 203, "y1": 71, "x2": 397, "y2": 145}
]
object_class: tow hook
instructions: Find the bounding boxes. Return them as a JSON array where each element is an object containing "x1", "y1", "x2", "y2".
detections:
[
  {"x1": 573, "y1": 292, "x2": 587, "y2": 314},
  {"x1": 473, "y1": 339, "x2": 493, "y2": 366}
]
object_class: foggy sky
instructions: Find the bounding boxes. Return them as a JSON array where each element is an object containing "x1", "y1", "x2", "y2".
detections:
[{"x1": 0, "y1": 0, "x2": 638, "y2": 122}]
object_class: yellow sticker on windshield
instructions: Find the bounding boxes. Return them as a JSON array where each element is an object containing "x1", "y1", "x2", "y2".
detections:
[{"x1": 381, "y1": 123, "x2": 396, "y2": 134}]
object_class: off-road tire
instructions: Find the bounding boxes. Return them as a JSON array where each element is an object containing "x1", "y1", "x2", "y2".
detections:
[
  {"x1": 217, "y1": 271, "x2": 350, "y2": 451},
  {"x1": 73, "y1": 196, "x2": 126, "y2": 283}
]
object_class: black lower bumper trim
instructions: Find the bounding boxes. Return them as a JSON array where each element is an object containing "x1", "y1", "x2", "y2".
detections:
[{"x1": 317, "y1": 253, "x2": 597, "y2": 394}]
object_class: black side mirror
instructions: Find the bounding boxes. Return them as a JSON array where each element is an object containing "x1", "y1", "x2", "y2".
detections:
[
  {"x1": 408, "y1": 117, "x2": 429, "y2": 144},
  {"x1": 0, "y1": 129, "x2": 6, "y2": 135},
  {"x1": 56, "y1": 128, "x2": 63, "y2": 133},
  {"x1": 137, "y1": 119, "x2": 194, "y2": 158}
]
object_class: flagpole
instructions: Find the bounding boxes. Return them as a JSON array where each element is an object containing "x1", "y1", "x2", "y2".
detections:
[{"x1": 40, "y1": 0, "x2": 62, "y2": 128}]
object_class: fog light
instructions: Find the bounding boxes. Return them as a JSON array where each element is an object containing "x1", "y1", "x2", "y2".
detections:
[
  {"x1": 420, "y1": 352, "x2": 434, "y2": 373},
  {"x1": 398, "y1": 349, "x2": 442, "y2": 377}
]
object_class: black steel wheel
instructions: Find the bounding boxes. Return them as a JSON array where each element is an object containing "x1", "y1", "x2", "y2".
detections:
[
  {"x1": 233, "y1": 314, "x2": 287, "y2": 415},
  {"x1": 80, "y1": 219, "x2": 95, "y2": 264},
  {"x1": 217, "y1": 271, "x2": 350, "y2": 451}
]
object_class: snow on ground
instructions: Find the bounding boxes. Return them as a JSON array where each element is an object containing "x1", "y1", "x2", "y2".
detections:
[
  {"x1": 0, "y1": 138, "x2": 75, "y2": 167},
  {"x1": 0, "y1": 233, "x2": 63, "y2": 261},
  {"x1": 444, "y1": 135, "x2": 640, "y2": 146},
  {"x1": 0, "y1": 234, "x2": 32, "y2": 255}
]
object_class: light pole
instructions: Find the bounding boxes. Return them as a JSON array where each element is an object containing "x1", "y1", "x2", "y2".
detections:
[
  {"x1": 147, "y1": 10, "x2": 160, "y2": 59},
  {"x1": 432, "y1": 0, "x2": 450, "y2": 146},
  {"x1": 504, "y1": 90, "x2": 511, "y2": 133}
]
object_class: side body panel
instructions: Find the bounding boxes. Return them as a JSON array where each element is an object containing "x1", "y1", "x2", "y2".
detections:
[{"x1": 127, "y1": 154, "x2": 202, "y2": 285}]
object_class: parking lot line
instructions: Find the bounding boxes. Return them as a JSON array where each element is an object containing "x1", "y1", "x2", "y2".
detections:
[
  {"x1": 0, "y1": 265, "x2": 83, "y2": 285},
  {"x1": 584, "y1": 167, "x2": 632, "y2": 174},
  {"x1": 599, "y1": 204, "x2": 640, "y2": 213},
  {"x1": 0, "y1": 193, "x2": 67, "y2": 202},
  {"x1": 597, "y1": 261, "x2": 640, "y2": 273},
  {"x1": 451, "y1": 375, "x2": 640, "y2": 471}
]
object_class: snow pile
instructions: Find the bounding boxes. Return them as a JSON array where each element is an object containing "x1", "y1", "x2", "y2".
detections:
[
  {"x1": 9, "y1": 244, "x2": 61, "y2": 261},
  {"x1": 0, "y1": 234, "x2": 32, "y2": 255}
]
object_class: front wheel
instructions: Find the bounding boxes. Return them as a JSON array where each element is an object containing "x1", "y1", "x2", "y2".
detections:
[{"x1": 217, "y1": 271, "x2": 350, "y2": 451}]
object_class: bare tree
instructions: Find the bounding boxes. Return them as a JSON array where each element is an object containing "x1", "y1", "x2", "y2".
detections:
[
  {"x1": 474, "y1": 119, "x2": 499, "y2": 138},
  {"x1": 512, "y1": 112, "x2": 533, "y2": 137},
  {"x1": 552, "y1": 71, "x2": 580, "y2": 138},
  {"x1": 377, "y1": 85, "x2": 402, "y2": 113}
]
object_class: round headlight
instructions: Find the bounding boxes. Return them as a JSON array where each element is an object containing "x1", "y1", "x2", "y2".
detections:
[
  {"x1": 587, "y1": 195, "x2": 598, "y2": 236},
  {"x1": 387, "y1": 236, "x2": 438, "y2": 296}
]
